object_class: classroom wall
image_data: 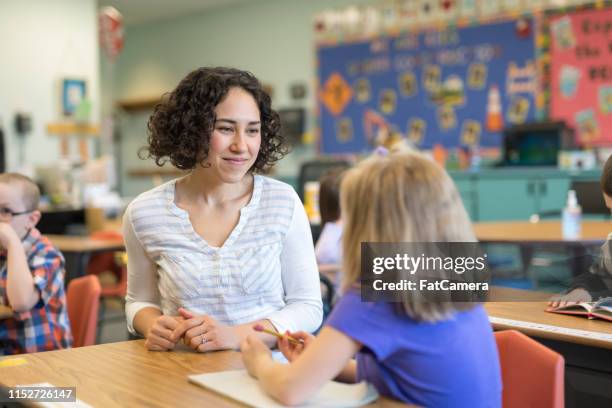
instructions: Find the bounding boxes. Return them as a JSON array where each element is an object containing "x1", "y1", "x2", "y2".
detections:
[
  {"x1": 102, "y1": 0, "x2": 372, "y2": 198},
  {"x1": 0, "y1": 0, "x2": 100, "y2": 173}
]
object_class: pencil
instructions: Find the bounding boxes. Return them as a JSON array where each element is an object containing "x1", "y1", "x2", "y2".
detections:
[{"x1": 252, "y1": 324, "x2": 304, "y2": 345}]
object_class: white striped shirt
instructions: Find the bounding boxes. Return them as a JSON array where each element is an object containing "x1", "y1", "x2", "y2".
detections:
[{"x1": 124, "y1": 175, "x2": 323, "y2": 334}]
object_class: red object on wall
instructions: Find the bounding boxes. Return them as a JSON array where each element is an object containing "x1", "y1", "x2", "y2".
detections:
[
  {"x1": 99, "y1": 6, "x2": 124, "y2": 61},
  {"x1": 549, "y1": 7, "x2": 612, "y2": 146}
]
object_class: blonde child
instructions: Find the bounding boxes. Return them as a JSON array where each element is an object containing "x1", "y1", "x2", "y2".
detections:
[
  {"x1": 241, "y1": 151, "x2": 501, "y2": 406},
  {"x1": 0, "y1": 173, "x2": 71, "y2": 354}
]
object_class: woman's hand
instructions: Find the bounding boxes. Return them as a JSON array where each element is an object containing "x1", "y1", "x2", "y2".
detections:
[
  {"x1": 173, "y1": 308, "x2": 240, "y2": 352},
  {"x1": 548, "y1": 288, "x2": 592, "y2": 308},
  {"x1": 144, "y1": 315, "x2": 185, "y2": 351},
  {"x1": 278, "y1": 331, "x2": 315, "y2": 362},
  {"x1": 240, "y1": 335, "x2": 272, "y2": 379}
]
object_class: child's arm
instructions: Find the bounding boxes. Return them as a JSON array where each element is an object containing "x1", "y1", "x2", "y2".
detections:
[
  {"x1": 277, "y1": 330, "x2": 357, "y2": 383},
  {"x1": 242, "y1": 326, "x2": 360, "y2": 406},
  {"x1": 0, "y1": 224, "x2": 39, "y2": 312}
]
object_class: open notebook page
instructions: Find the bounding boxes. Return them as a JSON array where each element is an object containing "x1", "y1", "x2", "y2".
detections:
[{"x1": 188, "y1": 369, "x2": 379, "y2": 408}]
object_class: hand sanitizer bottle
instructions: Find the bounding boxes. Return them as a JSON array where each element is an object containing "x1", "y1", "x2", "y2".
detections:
[{"x1": 562, "y1": 190, "x2": 582, "y2": 239}]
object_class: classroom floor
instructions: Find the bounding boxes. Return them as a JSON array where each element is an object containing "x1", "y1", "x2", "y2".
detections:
[{"x1": 97, "y1": 298, "x2": 130, "y2": 344}]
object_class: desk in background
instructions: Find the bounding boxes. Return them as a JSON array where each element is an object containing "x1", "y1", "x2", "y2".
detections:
[
  {"x1": 0, "y1": 340, "x2": 408, "y2": 408},
  {"x1": 474, "y1": 220, "x2": 612, "y2": 277},
  {"x1": 47, "y1": 226, "x2": 124, "y2": 283},
  {"x1": 487, "y1": 287, "x2": 612, "y2": 406},
  {"x1": 0, "y1": 305, "x2": 11, "y2": 320},
  {"x1": 474, "y1": 220, "x2": 612, "y2": 243}
]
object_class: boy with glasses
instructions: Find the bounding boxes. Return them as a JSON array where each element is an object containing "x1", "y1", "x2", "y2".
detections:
[{"x1": 0, "y1": 173, "x2": 71, "y2": 354}]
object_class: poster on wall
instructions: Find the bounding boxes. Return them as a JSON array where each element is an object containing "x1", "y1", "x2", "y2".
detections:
[
  {"x1": 547, "y1": 5, "x2": 612, "y2": 146},
  {"x1": 317, "y1": 18, "x2": 537, "y2": 154}
]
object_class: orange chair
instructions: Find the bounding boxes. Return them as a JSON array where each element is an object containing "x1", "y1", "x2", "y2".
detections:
[
  {"x1": 67, "y1": 275, "x2": 101, "y2": 347},
  {"x1": 87, "y1": 252, "x2": 127, "y2": 298},
  {"x1": 88, "y1": 231, "x2": 127, "y2": 299},
  {"x1": 495, "y1": 330, "x2": 565, "y2": 408}
]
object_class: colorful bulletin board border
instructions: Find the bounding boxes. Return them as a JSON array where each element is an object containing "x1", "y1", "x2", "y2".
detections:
[
  {"x1": 315, "y1": 12, "x2": 541, "y2": 155},
  {"x1": 540, "y1": 0, "x2": 612, "y2": 147}
]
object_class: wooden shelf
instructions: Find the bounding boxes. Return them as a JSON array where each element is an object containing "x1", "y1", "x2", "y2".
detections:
[
  {"x1": 117, "y1": 96, "x2": 161, "y2": 112},
  {"x1": 46, "y1": 122, "x2": 100, "y2": 137}
]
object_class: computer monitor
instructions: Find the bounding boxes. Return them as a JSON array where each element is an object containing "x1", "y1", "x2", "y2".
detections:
[
  {"x1": 502, "y1": 122, "x2": 575, "y2": 166},
  {"x1": 278, "y1": 108, "x2": 305, "y2": 145}
]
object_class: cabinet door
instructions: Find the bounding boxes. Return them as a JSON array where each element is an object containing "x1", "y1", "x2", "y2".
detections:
[
  {"x1": 476, "y1": 179, "x2": 536, "y2": 221},
  {"x1": 536, "y1": 178, "x2": 570, "y2": 215}
]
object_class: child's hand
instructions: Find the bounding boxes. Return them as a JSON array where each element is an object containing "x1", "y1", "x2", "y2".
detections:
[
  {"x1": 548, "y1": 288, "x2": 592, "y2": 308},
  {"x1": 240, "y1": 335, "x2": 272, "y2": 378},
  {"x1": 0, "y1": 223, "x2": 20, "y2": 249},
  {"x1": 278, "y1": 331, "x2": 315, "y2": 362},
  {"x1": 144, "y1": 315, "x2": 185, "y2": 351}
]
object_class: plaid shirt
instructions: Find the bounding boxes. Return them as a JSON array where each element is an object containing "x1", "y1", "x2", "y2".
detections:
[{"x1": 0, "y1": 228, "x2": 72, "y2": 354}]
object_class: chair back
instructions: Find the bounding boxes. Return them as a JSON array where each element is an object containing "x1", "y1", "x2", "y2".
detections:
[
  {"x1": 571, "y1": 180, "x2": 609, "y2": 216},
  {"x1": 495, "y1": 330, "x2": 564, "y2": 408},
  {"x1": 67, "y1": 275, "x2": 101, "y2": 347}
]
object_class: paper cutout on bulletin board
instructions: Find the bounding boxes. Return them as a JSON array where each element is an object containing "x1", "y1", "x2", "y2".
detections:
[
  {"x1": 317, "y1": 17, "x2": 537, "y2": 154},
  {"x1": 336, "y1": 117, "x2": 354, "y2": 142},
  {"x1": 355, "y1": 78, "x2": 371, "y2": 102},
  {"x1": 508, "y1": 96, "x2": 530, "y2": 124},
  {"x1": 407, "y1": 118, "x2": 426, "y2": 145},
  {"x1": 320, "y1": 72, "x2": 353, "y2": 116},
  {"x1": 468, "y1": 63, "x2": 487, "y2": 89},
  {"x1": 548, "y1": 6, "x2": 612, "y2": 146},
  {"x1": 461, "y1": 120, "x2": 482, "y2": 146},
  {"x1": 600, "y1": 85, "x2": 612, "y2": 114},
  {"x1": 458, "y1": 0, "x2": 478, "y2": 18}
]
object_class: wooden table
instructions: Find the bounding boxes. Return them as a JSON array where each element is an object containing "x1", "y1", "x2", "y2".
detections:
[
  {"x1": 474, "y1": 220, "x2": 612, "y2": 276},
  {"x1": 487, "y1": 287, "x2": 612, "y2": 349},
  {"x1": 0, "y1": 340, "x2": 407, "y2": 407},
  {"x1": 486, "y1": 287, "x2": 612, "y2": 405},
  {"x1": 47, "y1": 235, "x2": 125, "y2": 283},
  {"x1": 474, "y1": 220, "x2": 612, "y2": 243}
]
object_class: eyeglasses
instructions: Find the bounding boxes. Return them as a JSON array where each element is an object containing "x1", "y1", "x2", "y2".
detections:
[{"x1": 0, "y1": 207, "x2": 34, "y2": 219}]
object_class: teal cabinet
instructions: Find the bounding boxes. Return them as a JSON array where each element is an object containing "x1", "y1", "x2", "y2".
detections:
[
  {"x1": 449, "y1": 169, "x2": 597, "y2": 221},
  {"x1": 536, "y1": 178, "x2": 571, "y2": 215},
  {"x1": 476, "y1": 178, "x2": 535, "y2": 221},
  {"x1": 476, "y1": 177, "x2": 571, "y2": 221}
]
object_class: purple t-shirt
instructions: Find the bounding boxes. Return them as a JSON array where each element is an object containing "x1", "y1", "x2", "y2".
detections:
[{"x1": 326, "y1": 290, "x2": 502, "y2": 407}]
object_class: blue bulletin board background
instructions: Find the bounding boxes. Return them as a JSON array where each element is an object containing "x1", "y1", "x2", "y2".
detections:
[{"x1": 317, "y1": 18, "x2": 538, "y2": 154}]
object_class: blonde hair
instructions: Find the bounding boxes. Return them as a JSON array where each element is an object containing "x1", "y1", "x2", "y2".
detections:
[
  {"x1": 0, "y1": 173, "x2": 40, "y2": 211},
  {"x1": 340, "y1": 151, "x2": 476, "y2": 322}
]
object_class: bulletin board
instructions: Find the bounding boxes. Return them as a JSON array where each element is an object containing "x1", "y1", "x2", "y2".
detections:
[
  {"x1": 544, "y1": 4, "x2": 612, "y2": 146},
  {"x1": 316, "y1": 18, "x2": 538, "y2": 154}
]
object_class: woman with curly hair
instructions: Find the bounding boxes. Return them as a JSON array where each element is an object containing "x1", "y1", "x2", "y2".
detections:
[{"x1": 123, "y1": 67, "x2": 323, "y2": 352}]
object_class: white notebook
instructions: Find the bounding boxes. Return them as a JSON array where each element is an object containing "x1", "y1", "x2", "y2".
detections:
[{"x1": 188, "y1": 369, "x2": 379, "y2": 408}]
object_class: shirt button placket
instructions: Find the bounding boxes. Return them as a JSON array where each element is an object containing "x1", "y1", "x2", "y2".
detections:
[{"x1": 213, "y1": 251, "x2": 222, "y2": 285}]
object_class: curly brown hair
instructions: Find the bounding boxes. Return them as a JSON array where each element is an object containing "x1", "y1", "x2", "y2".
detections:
[
  {"x1": 141, "y1": 67, "x2": 288, "y2": 172},
  {"x1": 602, "y1": 154, "x2": 612, "y2": 197}
]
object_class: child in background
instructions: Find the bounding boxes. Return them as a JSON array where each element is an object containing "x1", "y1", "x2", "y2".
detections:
[
  {"x1": 314, "y1": 167, "x2": 345, "y2": 288},
  {"x1": 549, "y1": 154, "x2": 612, "y2": 307},
  {"x1": 0, "y1": 173, "x2": 72, "y2": 354},
  {"x1": 241, "y1": 151, "x2": 501, "y2": 407}
]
